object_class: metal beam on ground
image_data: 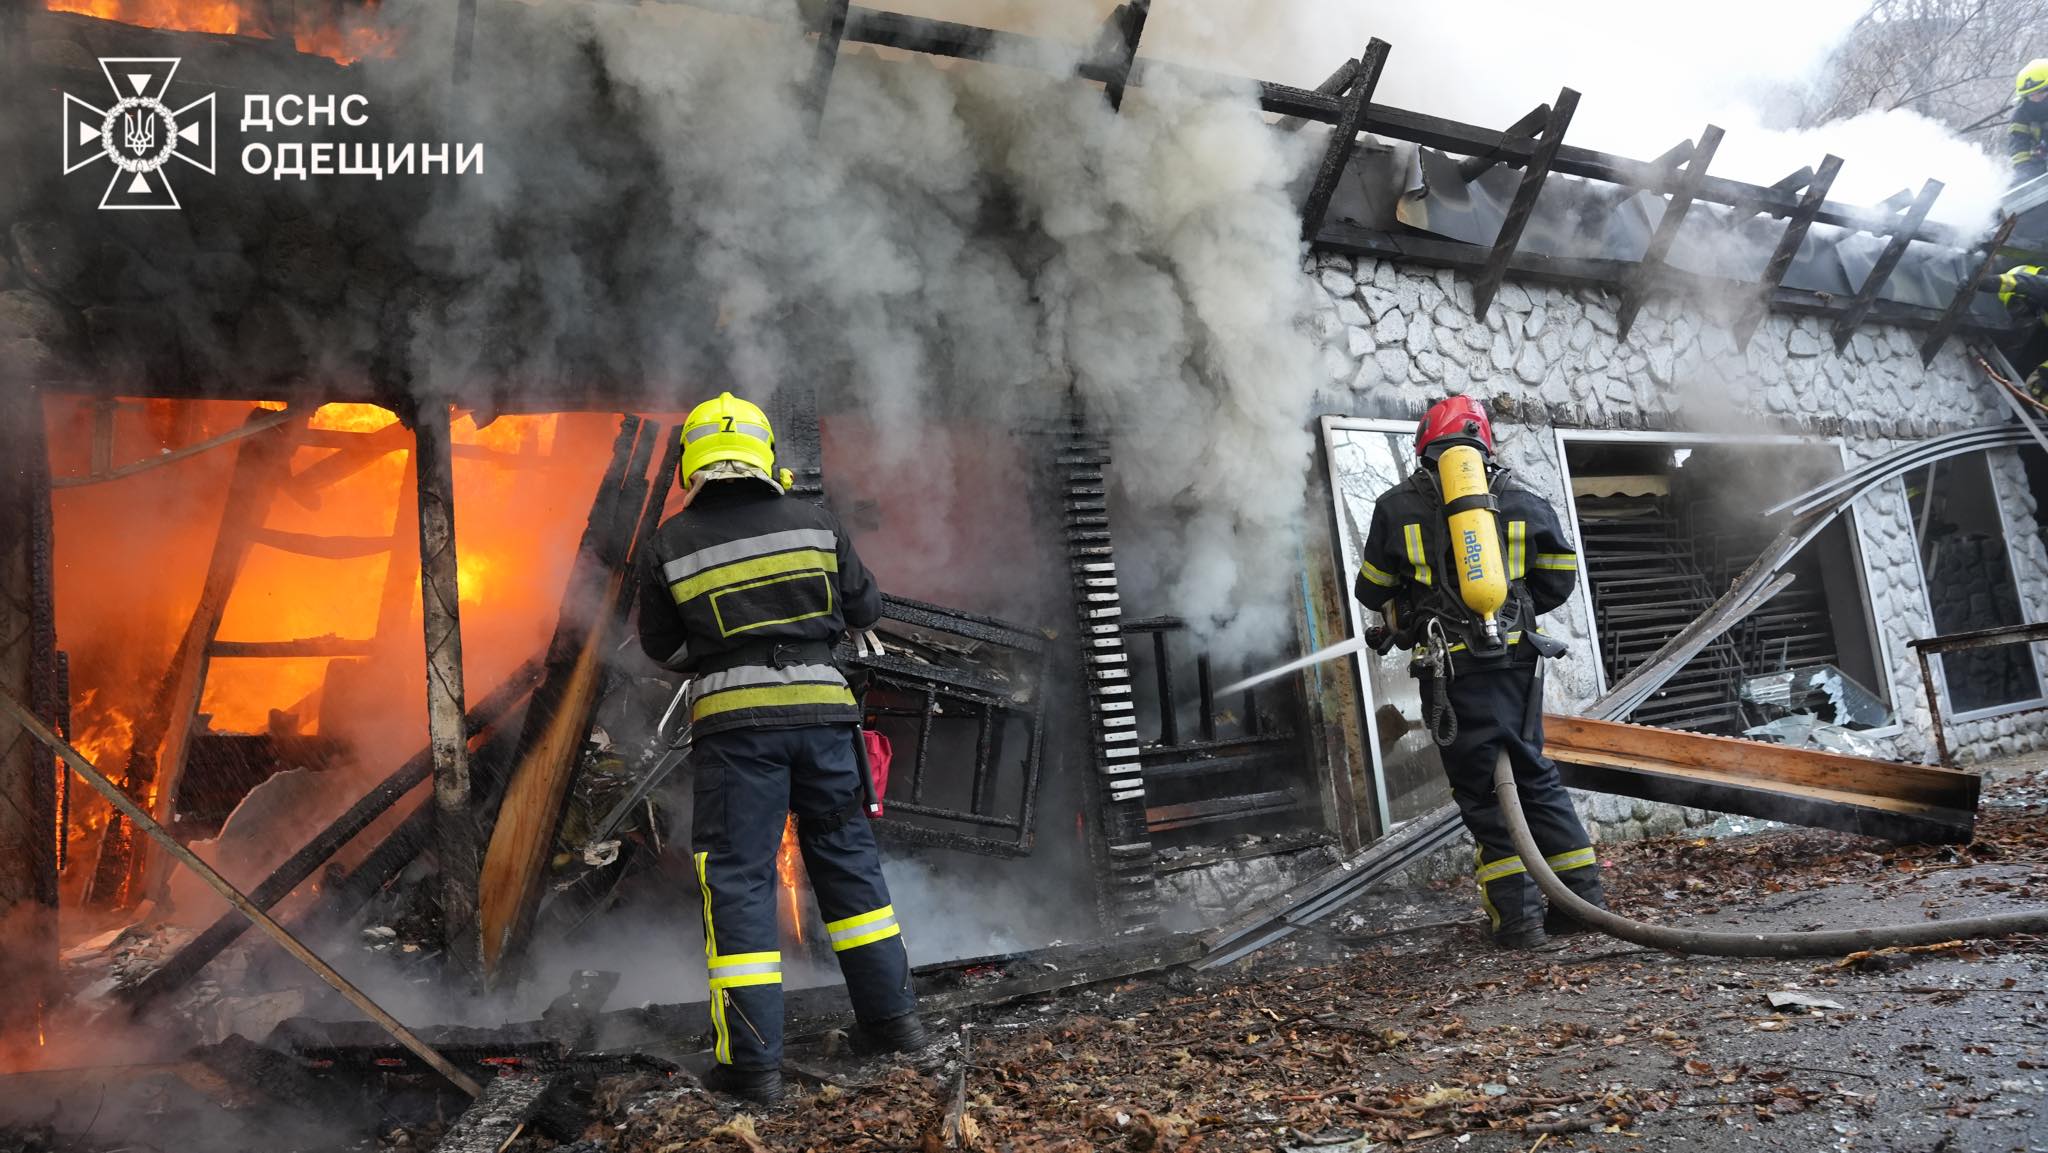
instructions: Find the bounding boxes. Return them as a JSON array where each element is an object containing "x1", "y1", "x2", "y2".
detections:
[
  {"x1": 1471, "y1": 88, "x2": 1578, "y2": 319},
  {"x1": 1299, "y1": 38, "x2": 1388, "y2": 242},
  {"x1": 1919, "y1": 214, "x2": 2019, "y2": 365},
  {"x1": 1617, "y1": 124, "x2": 1722, "y2": 340},
  {"x1": 1733, "y1": 153, "x2": 1842, "y2": 349},
  {"x1": 1833, "y1": 178, "x2": 1943, "y2": 352}
]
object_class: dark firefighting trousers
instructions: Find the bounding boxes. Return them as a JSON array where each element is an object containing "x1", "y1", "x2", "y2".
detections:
[
  {"x1": 692, "y1": 724, "x2": 917, "y2": 1070},
  {"x1": 1437, "y1": 662, "x2": 1604, "y2": 936}
]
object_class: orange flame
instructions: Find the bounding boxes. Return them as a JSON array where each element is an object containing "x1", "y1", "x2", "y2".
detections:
[
  {"x1": 777, "y1": 815, "x2": 804, "y2": 944},
  {"x1": 43, "y1": 0, "x2": 395, "y2": 65}
]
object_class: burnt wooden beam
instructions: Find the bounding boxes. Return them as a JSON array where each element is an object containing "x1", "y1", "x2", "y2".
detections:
[
  {"x1": 1471, "y1": 87, "x2": 1578, "y2": 319},
  {"x1": 1094, "y1": 0, "x2": 1150, "y2": 113},
  {"x1": 1732, "y1": 153, "x2": 1842, "y2": 350},
  {"x1": 1832, "y1": 177, "x2": 1943, "y2": 352},
  {"x1": 806, "y1": 0, "x2": 851, "y2": 132},
  {"x1": 1277, "y1": 58, "x2": 1359, "y2": 132},
  {"x1": 1919, "y1": 213, "x2": 2020, "y2": 366},
  {"x1": 1616, "y1": 123, "x2": 1723, "y2": 341},
  {"x1": 0, "y1": 379, "x2": 55, "y2": 1042},
  {"x1": 207, "y1": 635, "x2": 376, "y2": 659},
  {"x1": 476, "y1": 417, "x2": 651, "y2": 986},
  {"x1": 376, "y1": 461, "x2": 421, "y2": 642},
  {"x1": 1455, "y1": 103, "x2": 1551, "y2": 183},
  {"x1": 0, "y1": 689, "x2": 484, "y2": 1098},
  {"x1": 249, "y1": 528, "x2": 394, "y2": 560},
  {"x1": 51, "y1": 404, "x2": 304, "y2": 489},
  {"x1": 120, "y1": 662, "x2": 541, "y2": 1012},
  {"x1": 434, "y1": 1073, "x2": 560, "y2": 1153},
  {"x1": 412, "y1": 402, "x2": 482, "y2": 984},
  {"x1": 1314, "y1": 219, "x2": 2010, "y2": 337},
  {"x1": 1299, "y1": 38, "x2": 1388, "y2": 242}
]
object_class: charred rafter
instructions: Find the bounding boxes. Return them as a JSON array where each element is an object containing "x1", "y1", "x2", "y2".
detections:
[
  {"x1": 1616, "y1": 124, "x2": 1723, "y2": 341},
  {"x1": 1472, "y1": 88, "x2": 1577, "y2": 319},
  {"x1": 1831, "y1": 178, "x2": 1943, "y2": 353},
  {"x1": 1733, "y1": 154, "x2": 1842, "y2": 349},
  {"x1": 1298, "y1": 38, "x2": 1388, "y2": 242},
  {"x1": 1919, "y1": 213, "x2": 2020, "y2": 366},
  {"x1": 1456, "y1": 103, "x2": 1551, "y2": 183}
]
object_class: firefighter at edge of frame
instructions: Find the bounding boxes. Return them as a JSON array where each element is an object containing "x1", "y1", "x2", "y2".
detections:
[
  {"x1": 635, "y1": 391, "x2": 925, "y2": 1107},
  {"x1": 2011, "y1": 59, "x2": 2048, "y2": 187},
  {"x1": 1352, "y1": 396, "x2": 1608, "y2": 950},
  {"x1": 1999, "y1": 263, "x2": 2048, "y2": 401}
]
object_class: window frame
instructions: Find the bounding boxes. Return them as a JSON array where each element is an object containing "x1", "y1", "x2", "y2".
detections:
[
  {"x1": 1903, "y1": 450, "x2": 2048, "y2": 725},
  {"x1": 1551, "y1": 427, "x2": 1898, "y2": 739}
]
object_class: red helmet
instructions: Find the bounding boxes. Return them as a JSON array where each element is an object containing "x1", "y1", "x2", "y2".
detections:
[{"x1": 1415, "y1": 396, "x2": 1494, "y2": 456}]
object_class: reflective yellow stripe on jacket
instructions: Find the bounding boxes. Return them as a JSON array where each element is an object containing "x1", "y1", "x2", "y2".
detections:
[
  {"x1": 663, "y1": 528, "x2": 841, "y2": 639},
  {"x1": 1402, "y1": 522, "x2": 1433, "y2": 586}
]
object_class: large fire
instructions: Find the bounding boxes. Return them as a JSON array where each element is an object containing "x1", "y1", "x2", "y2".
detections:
[
  {"x1": 45, "y1": 397, "x2": 615, "y2": 914},
  {"x1": 44, "y1": 0, "x2": 396, "y2": 65}
]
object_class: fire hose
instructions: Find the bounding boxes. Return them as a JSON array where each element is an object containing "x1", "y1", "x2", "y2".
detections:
[{"x1": 1494, "y1": 750, "x2": 2048, "y2": 957}]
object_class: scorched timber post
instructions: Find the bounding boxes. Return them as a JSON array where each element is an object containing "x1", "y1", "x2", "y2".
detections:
[
  {"x1": 0, "y1": 379, "x2": 57, "y2": 1045},
  {"x1": 410, "y1": 400, "x2": 482, "y2": 984}
]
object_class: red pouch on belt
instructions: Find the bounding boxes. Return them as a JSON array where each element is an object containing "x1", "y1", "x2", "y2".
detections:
[{"x1": 862, "y1": 729, "x2": 892, "y2": 817}]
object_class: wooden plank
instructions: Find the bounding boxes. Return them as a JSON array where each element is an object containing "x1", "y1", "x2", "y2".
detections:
[
  {"x1": 1919, "y1": 213, "x2": 2019, "y2": 366},
  {"x1": 1616, "y1": 123, "x2": 1722, "y2": 340},
  {"x1": 85, "y1": 412, "x2": 304, "y2": 909},
  {"x1": 1543, "y1": 715, "x2": 1979, "y2": 809},
  {"x1": 0, "y1": 687, "x2": 483, "y2": 1098},
  {"x1": 432, "y1": 1073, "x2": 558, "y2": 1153},
  {"x1": 1471, "y1": 88, "x2": 1578, "y2": 318},
  {"x1": 1554, "y1": 760, "x2": 1972, "y2": 844},
  {"x1": 249, "y1": 528, "x2": 394, "y2": 560},
  {"x1": 1832, "y1": 177, "x2": 1942, "y2": 352},
  {"x1": 1737, "y1": 154, "x2": 1841, "y2": 350},
  {"x1": 206, "y1": 636, "x2": 376, "y2": 659},
  {"x1": 1298, "y1": 38, "x2": 1388, "y2": 242},
  {"x1": 282, "y1": 423, "x2": 411, "y2": 509},
  {"x1": 414, "y1": 402, "x2": 482, "y2": 982},
  {"x1": 475, "y1": 418, "x2": 650, "y2": 985},
  {"x1": 121, "y1": 661, "x2": 542, "y2": 1010},
  {"x1": 0, "y1": 376, "x2": 55, "y2": 1040}
]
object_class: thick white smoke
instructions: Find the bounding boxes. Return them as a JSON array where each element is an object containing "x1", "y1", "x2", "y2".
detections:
[{"x1": 1141, "y1": 0, "x2": 2014, "y2": 227}]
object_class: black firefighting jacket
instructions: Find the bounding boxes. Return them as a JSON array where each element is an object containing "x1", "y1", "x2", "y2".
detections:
[
  {"x1": 2012, "y1": 99, "x2": 2048, "y2": 185},
  {"x1": 635, "y1": 478, "x2": 881, "y2": 736},
  {"x1": 1353, "y1": 462, "x2": 1579, "y2": 668}
]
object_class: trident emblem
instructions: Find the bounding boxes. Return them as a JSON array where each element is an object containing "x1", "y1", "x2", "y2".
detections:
[{"x1": 122, "y1": 108, "x2": 156, "y2": 156}]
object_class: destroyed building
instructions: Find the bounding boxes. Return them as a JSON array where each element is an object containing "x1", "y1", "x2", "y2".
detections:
[{"x1": 1, "y1": 0, "x2": 2046, "y2": 1141}]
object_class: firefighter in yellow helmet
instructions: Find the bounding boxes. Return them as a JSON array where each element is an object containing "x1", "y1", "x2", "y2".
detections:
[
  {"x1": 635, "y1": 392, "x2": 923, "y2": 1105},
  {"x1": 2000, "y1": 265, "x2": 2048, "y2": 399},
  {"x1": 2011, "y1": 59, "x2": 2048, "y2": 186}
]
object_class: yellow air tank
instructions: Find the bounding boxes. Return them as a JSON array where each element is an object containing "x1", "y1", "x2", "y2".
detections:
[{"x1": 1436, "y1": 444, "x2": 1507, "y2": 643}]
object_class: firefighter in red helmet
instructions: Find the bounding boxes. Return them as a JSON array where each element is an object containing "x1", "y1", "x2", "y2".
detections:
[{"x1": 1353, "y1": 396, "x2": 1608, "y2": 948}]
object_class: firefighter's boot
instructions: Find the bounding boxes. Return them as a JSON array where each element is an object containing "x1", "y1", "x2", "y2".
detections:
[
  {"x1": 1476, "y1": 852, "x2": 1552, "y2": 950},
  {"x1": 853, "y1": 1011, "x2": 929, "y2": 1057},
  {"x1": 701, "y1": 1063, "x2": 784, "y2": 1106},
  {"x1": 1541, "y1": 847, "x2": 1607, "y2": 937}
]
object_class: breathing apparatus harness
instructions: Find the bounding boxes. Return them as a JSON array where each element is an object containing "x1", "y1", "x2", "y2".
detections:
[{"x1": 1367, "y1": 449, "x2": 1565, "y2": 747}]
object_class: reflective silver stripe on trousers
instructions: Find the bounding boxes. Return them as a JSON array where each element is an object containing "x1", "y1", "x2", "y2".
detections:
[
  {"x1": 684, "y1": 421, "x2": 773, "y2": 444},
  {"x1": 829, "y1": 912, "x2": 897, "y2": 947},
  {"x1": 688, "y1": 662, "x2": 849, "y2": 708},
  {"x1": 707, "y1": 961, "x2": 780, "y2": 979},
  {"x1": 661, "y1": 528, "x2": 837, "y2": 585}
]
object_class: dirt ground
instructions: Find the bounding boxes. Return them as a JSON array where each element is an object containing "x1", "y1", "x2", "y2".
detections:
[{"x1": 559, "y1": 763, "x2": 2048, "y2": 1153}]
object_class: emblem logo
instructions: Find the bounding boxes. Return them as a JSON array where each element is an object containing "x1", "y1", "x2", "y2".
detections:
[{"x1": 62, "y1": 58, "x2": 216, "y2": 210}]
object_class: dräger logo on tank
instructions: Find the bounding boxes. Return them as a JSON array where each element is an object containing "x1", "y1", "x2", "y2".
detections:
[{"x1": 61, "y1": 57, "x2": 217, "y2": 211}]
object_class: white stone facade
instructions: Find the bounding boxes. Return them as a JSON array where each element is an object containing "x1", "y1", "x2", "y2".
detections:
[{"x1": 1310, "y1": 252, "x2": 2048, "y2": 773}]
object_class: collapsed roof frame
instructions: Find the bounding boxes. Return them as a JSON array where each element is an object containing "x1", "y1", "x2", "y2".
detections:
[{"x1": 470, "y1": 0, "x2": 2024, "y2": 363}]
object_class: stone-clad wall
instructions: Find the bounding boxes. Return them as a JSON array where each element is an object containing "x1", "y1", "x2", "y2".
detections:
[{"x1": 1308, "y1": 251, "x2": 2048, "y2": 774}]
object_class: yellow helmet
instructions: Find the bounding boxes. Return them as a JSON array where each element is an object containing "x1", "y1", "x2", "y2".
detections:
[
  {"x1": 2018, "y1": 59, "x2": 2048, "y2": 100},
  {"x1": 680, "y1": 391, "x2": 776, "y2": 486}
]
